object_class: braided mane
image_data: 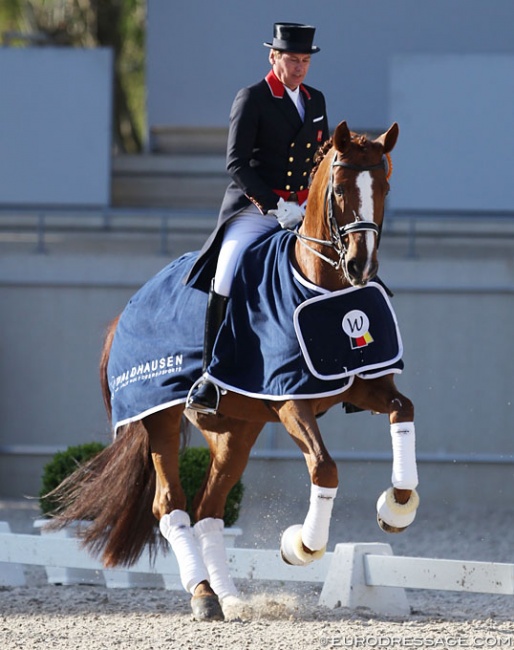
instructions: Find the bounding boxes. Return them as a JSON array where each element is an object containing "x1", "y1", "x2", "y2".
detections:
[{"x1": 310, "y1": 138, "x2": 333, "y2": 180}]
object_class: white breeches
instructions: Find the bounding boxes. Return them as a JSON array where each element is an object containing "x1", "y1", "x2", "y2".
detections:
[{"x1": 213, "y1": 205, "x2": 278, "y2": 297}]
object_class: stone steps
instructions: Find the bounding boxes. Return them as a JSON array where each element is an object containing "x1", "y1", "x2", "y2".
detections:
[{"x1": 112, "y1": 127, "x2": 229, "y2": 209}]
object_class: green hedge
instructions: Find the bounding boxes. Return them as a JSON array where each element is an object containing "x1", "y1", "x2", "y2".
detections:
[
  {"x1": 39, "y1": 444, "x2": 244, "y2": 527},
  {"x1": 39, "y1": 442, "x2": 106, "y2": 516}
]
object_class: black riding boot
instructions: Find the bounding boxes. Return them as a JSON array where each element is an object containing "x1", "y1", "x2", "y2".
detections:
[{"x1": 187, "y1": 284, "x2": 228, "y2": 413}]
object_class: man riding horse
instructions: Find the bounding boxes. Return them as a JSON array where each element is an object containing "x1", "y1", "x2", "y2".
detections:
[
  {"x1": 45, "y1": 22, "x2": 420, "y2": 624},
  {"x1": 186, "y1": 22, "x2": 329, "y2": 414}
]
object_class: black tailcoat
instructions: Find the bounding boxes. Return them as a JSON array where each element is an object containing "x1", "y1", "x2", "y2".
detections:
[{"x1": 186, "y1": 69, "x2": 329, "y2": 290}]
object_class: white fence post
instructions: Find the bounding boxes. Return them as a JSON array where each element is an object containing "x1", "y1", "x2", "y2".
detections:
[
  {"x1": 319, "y1": 543, "x2": 410, "y2": 615},
  {"x1": 0, "y1": 522, "x2": 26, "y2": 587}
]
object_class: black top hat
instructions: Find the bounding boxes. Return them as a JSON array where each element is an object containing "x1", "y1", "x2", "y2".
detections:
[{"x1": 264, "y1": 23, "x2": 320, "y2": 54}]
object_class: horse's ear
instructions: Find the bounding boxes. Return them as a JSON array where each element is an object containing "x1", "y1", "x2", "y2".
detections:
[
  {"x1": 375, "y1": 122, "x2": 399, "y2": 154},
  {"x1": 333, "y1": 121, "x2": 352, "y2": 154}
]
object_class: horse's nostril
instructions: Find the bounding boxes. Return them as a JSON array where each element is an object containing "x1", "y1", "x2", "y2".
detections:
[
  {"x1": 346, "y1": 258, "x2": 378, "y2": 284},
  {"x1": 346, "y1": 259, "x2": 362, "y2": 279}
]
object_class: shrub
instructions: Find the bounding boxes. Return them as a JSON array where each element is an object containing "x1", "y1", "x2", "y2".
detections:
[
  {"x1": 39, "y1": 444, "x2": 244, "y2": 527},
  {"x1": 39, "y1": 442, "x2": 106, "y2": 516}
]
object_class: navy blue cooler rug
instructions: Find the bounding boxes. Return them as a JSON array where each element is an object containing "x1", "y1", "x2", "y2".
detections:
[{"x1": 108, "y1": 230, "x2": 403, "y2": 430}]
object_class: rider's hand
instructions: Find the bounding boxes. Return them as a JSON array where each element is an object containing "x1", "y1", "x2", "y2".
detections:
[{"x1": 268, "y1": 198, "x2": 304, "y2": 229}]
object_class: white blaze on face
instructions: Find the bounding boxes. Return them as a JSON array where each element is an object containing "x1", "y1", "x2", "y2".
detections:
[{"x1": 356, "y1": 171, "x2": 376, "y2": 275}]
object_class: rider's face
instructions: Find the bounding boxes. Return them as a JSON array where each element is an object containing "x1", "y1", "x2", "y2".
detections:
[{"x1": 271, "y1": 51, "x2": 311, "y2": 90}]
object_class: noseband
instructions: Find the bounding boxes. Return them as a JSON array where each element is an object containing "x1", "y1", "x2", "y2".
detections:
[{"x1": 291, "y1": 154, "x2": 387, "y2": 272}]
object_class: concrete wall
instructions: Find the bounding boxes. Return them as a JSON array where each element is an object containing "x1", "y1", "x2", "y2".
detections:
[
  {"x1": 146, "y1": 2, "x2": 514, "y2": 214},
  {"x1": 389, "y1": 54, "x2": 514, "y2": 212},
  {"x1": 147, "y1": 0, "x2": 514, "y2": 132},
  {"x1": 0, "y1": 48, "x2": 112, "y2": 206},
  {"x1": 1, "y1": 239, "x2": 513, "y2": 507}
]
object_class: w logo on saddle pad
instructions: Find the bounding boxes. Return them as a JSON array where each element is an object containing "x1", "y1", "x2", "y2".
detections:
[
  {"x1": 293, "y1": 283, "x2": 402, "y2": 381},
  {"x1": 343, "y1": 310, "x2": 374, "y2": 349}
]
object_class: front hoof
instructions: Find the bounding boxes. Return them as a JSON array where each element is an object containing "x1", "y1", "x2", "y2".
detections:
[
  {"x1": 191, "y1": 594, "x2": 224, "y2": 621},
  {"x1": 376, "y1": 487, "x2": 420, "y2": 533},
  {"x1": 280, "y1": 524, "x2": 326, "y2": 566},
  {"x1": 377, "y1": 515, "x2": 407, "y2": 534}
]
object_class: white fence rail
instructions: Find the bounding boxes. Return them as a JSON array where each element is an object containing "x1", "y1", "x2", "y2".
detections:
[{"x1": 1, "y1": 524, "x2": 512, "y2": 616}]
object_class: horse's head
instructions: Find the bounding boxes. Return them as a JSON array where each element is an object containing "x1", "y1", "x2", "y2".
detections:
[
  {"x1": 331, "y1": 121, "x2": 398, "y2": 286},
  {"x1": 302, "y1": 121, "x2": 398, "y2": 289}
]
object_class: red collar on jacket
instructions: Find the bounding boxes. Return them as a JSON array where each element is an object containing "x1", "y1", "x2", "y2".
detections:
[{"x1": 265, "y1": 69, "x2": 311, "y2": 100}]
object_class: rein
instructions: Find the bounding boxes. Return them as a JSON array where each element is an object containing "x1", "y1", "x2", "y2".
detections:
[{"x1": 290, "y1": 153, "x2": 388, "y2": 271}]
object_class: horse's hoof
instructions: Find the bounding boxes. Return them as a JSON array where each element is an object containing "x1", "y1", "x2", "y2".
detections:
[
  {"x1": 280, "y1": 549, "x2": 295, "y2": 566},
  {"x1": 280, "y1": 524, "x2": 326, "y2": 566},
  {"x1": 190, "y1": 594, "x2": 225, "y2": 622},
  {"x1": 376, "y1": 487, "x2": 420, "y2": 532},
  {"x1": 377, "y1": 515, "x2": 407, "y2": 534}
]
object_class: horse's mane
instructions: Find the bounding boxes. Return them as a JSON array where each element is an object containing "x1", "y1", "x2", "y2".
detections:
[
  {"x1": 310, "y1": 138, "x2": 333, "y2": 180},
  {"x1": 310, "y1": 132, "x2": 372, "y2": 181}
]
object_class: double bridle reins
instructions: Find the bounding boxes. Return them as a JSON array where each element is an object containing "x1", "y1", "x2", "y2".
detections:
[{"x1": 289, "y1": 153, "x2": 388, "y2": 271}]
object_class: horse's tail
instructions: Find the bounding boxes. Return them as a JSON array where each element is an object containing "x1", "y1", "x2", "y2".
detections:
[
  {"x1": 99, "y1": 316, "x2": 119, "y2": 420},
  {"x1": 46, "y1": 316, "x2": 161, "y2": 568}
]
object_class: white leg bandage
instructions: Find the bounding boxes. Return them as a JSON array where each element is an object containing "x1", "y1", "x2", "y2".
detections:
[
  {"x1": 301, "y1": 484, "x2": 338, "y2": 551},
  {"x1": 159, "y1": 510, "x2": 209, "y2": 594},
  {"x1": 390, "y1": 422, "x2": 418, "y2": 489},
  {"x1": 194, "y1": 517, "x2": 238, "y2": 600}
]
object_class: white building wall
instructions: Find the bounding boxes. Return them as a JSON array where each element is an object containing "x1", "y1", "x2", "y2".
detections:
[
  {"x1": 147, "y1": 0, "x2": 514, "y2": 131},
  {"x1": 390, "y1": 54, "x2": 514, "y2": 211},
  {"x1": 0, "y1": 48, "x2": 112, "y2": 206}
]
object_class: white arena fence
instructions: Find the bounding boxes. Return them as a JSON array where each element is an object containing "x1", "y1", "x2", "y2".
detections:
[{"x1": 0, "y1": 522, "x2": 513, "y2": 615}]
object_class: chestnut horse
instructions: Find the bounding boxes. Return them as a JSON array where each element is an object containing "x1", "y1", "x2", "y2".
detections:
[{"x1": 48, "y1": 122, "x2": 419, "y2": 621}]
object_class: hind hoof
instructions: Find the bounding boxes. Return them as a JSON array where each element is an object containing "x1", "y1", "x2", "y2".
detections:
[{"x1": 191, "y1": 594, "x2": 224, "y2": 621}]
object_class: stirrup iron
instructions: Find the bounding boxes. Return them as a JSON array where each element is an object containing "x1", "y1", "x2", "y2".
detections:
[{"x1": 186, "y1": 376, "x2": 222, "y2": 415}]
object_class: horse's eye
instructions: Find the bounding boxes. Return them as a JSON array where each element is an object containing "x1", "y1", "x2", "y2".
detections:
[{"x1": 334, "y1": 185, "x2": 344, "y2": 197}]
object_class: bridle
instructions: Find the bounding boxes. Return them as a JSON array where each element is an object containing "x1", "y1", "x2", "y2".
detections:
[{"x1": 290, "y1": 153, "x2": 390, "y2": 272}]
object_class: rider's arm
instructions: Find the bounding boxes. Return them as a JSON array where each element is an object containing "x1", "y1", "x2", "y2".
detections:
[{"x1": 225, "y1": 87, "x2": 281, "y2": 214}]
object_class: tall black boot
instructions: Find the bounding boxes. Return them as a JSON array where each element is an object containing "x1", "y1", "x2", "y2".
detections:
[{"x1": 187, "y1": 283, "x2": 228, "y2": 414}]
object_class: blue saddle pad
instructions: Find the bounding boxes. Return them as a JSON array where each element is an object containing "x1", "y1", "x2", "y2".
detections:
[
  {"x1": 108, "y1": 229, "x2": 404, "y2": 430},
  {"x1": 209, "y1": 230, "x2": 403, "y2": 398}
]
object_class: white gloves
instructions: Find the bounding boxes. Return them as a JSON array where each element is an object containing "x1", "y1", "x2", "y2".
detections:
[{"x1": 268, "y1": 197, "x2": 305, "y2": 229}]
